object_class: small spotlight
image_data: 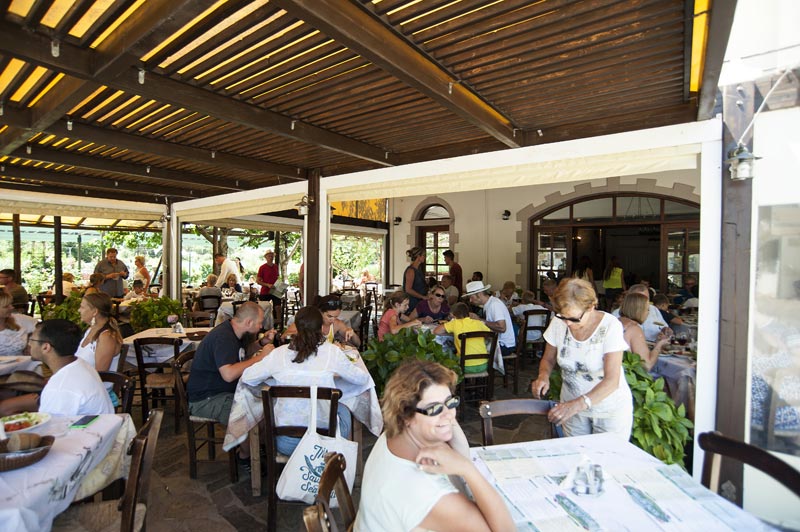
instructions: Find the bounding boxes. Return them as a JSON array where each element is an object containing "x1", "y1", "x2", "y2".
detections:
[
  {"x1": 26, "y1": 145, "x2": 32, "y2": 155},
  {"x1": 51, "y1": 40, "x2": 60, "y2": 58},
  {"x1": 146, "y1": 165, "x2": 151, "y2": 174},
  {"x1": 502, "y1": 210, "x2": 511, "y2": 221},
  {"x1": 138, "y1": 68, "x2": 146, "y2": 85},
  {"x1": 66, "y1": 119, "x2": 73, "y2": 131},
  {"x1": 393, "y1": 216, "x2": 402, "y2": 226}
]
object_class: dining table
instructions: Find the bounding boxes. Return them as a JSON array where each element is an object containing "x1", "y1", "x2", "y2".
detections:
[
  {"x1": 472, "y1": 432, "x2": 772, "y2": 531},
  {"x1": 0, "y1": 356, "x2": 41, "y2": 377},
  {"x1": 652, "y1": 351, "x2": 697, "y2": 420},
  {"x1": 0, "y1": 413, "x2": 137, "y2": 532},
  {"x1": 122, "y1": 327, "x2": 210, "y2": 366},
  {"x1": 222, "y1": 346, "x2": 382, "y2": 496}
]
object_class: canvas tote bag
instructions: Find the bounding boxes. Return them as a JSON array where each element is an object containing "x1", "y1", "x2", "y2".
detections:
[{"x1": 275, "y1": 386, "x2": 358, "y2": 505}]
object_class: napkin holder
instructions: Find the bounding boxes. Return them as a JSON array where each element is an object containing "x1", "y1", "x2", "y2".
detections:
[{"x1": 560, "y1": 455, "x2": 605, "y2": 496}]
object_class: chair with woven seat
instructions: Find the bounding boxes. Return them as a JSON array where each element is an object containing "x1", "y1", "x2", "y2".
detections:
[
  {"x1": 517, "y1": 309, "x2": 550, "y2": 369},
  {"x1": 99, "y1": 371, "x2": 135, "y2": 415},
  {"x1": 261, "y1": 385, "x2": 342, "y2": 532},
  {"x1": 479, "y1": 399, "x2": 559, "y2": 446},
  {"x1": 456, "y1": 331, "x2": 497, "y2": 420},
  {"x1": 187, "y1": 310, "x2": 215, "y2": 327},
  {"x1": 133, "y1": 337, "x2": 181, "y2": 430},
  {"x1": 698, "y1": 431, "x2": 800, "y2": 499},
  {"x1": 53, "y1": 409, "x2": 164, "y2": 532},
  {"x1": 172, "y1": 349, "x2": 238, "y2": 482},
  {"x1": 302, "y1": 452, "x2": 356, "y2": 532}
]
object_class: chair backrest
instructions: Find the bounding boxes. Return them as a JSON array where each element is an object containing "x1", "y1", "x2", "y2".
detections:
[
  {"x1": 116, "y1": 344, "x2": 129, "y2": 373},
  {"x1": 135, "y1": 409, "x2": 164, "y2": 509},
  {"x1": 231, "y1": 300, "x2": 246, "y2": 316},
  {"x1": 358, "y1": 305, "x2": 372, "y2": 347},
  {"x1": 308, "y1": 452, "x2": 356, "y2": 532},
  {"x1": 698, "y1": 431, "x2": 800, "y2": 498},
  {"x1": 132, "y1": 337, "x2": 182, "y2": 386},
  {"x1": 261, "y1": 385, "x2": 342, "y2": 455},
  {"x1": 171, "y1": 349, "x2": 195, "y2": 432},
  {"x1": 479, "y1": 399, "x2": 557, "y2": 445},
  {"x1": 99, "y1": 371, "x2": 135, "y2": 415},
  {"x1": 187, "y1": 310, "x2": 215, "y2": 327},
  {"x1": 457, "y1": 331, "x2": 497, "y2": 374},
  {"x1": 520, "y1": 309, "x2": 550, "y2": 344},
  {"x1": 119, "y1": 409, "x2": 163, "y2": 532},
  {"x1": 25, "y1": 295, "x2": 36, "y2": 316},
  {"x1": 199, "y1": 294, "x2": 221, "y2": 311}
]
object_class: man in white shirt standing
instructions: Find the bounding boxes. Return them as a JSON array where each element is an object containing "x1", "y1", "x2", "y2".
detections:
[
  {"x1": 0, "y1": 319, "x2": 113, "y2": 417},
  {"x1": 465, "y1": 280, "x2": 516, "y2": 356},
  {"x1": 214, "y1": 253, "x2": 240, "y2": 289}
]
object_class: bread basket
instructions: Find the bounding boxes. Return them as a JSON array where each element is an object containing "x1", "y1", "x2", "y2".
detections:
[{"x1": 0, "y1": 435, "x2": 55, "y2": 472}]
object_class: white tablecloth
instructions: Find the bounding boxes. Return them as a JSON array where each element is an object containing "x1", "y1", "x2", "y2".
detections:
[
  {"x1": 0, "y1": 413, "x2": 137, "y2": 532},
  {"x1": 652, "y1": 354, "x2": 696, "y2": 418},
  {"x1": 215, "y1": 300, "x2": 273, "y2": 330},
  {"x1": 472, "y1": 432, "x2": 771, "y2": 531},
  {"x1": 123, "y1": 327, "x2": 210, "y2": 366},
  {"x1": 0, "y1": 356, "x2": 41, "y2": 376}
]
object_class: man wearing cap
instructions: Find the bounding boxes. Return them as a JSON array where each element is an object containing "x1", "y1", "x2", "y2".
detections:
[{"x1": 464, "y1": 280, "x2": 516, "y2": 356}]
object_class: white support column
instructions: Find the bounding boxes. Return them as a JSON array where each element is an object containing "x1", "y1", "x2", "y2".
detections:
[{"x1": 317, "y1": 188, "x2": 330, "y2": 299}]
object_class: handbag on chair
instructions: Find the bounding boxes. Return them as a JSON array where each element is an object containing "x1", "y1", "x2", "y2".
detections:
[{"x1": 276, "y1": 386, "x2": 357, "y2": 506}]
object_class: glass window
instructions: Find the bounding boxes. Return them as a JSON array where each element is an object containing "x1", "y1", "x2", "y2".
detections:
[
  {"x1": 664, "y1": 200, "x2": 700, "y2": 220},
  {"x1": 617, "y1": 196, "x2": 660, "y2": 221},
  {"x1": 539, "y1": 206, "x2": 570, "y2": 225},
  {"x1": 421, "y1": 204, "x2": 449, "y2": 220},
  {"x1": 573, "y1": 198, "x2": 613, "y2": 222}
]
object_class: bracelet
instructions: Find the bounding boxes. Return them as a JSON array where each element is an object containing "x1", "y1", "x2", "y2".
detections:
[{"x1": 581, "y1": 395, "x2": 592, "y2": 410}]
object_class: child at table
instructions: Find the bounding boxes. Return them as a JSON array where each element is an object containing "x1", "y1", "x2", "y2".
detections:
[{"x1": 433, "y1": 302, "x2": 490, "y2": 374}]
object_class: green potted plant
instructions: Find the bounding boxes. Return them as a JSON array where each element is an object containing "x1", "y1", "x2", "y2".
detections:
[
  {"x1": 129, "y1": 297, "x2": 184, "y2": 333},
  {"x1": 548, "y1": 352, "x2": 693, "y2": 467},
  {"x1": 42, "y1": 292, "x2": 84, "y2": 327},
  {"x1": 361, "y1": 328, "x2": 462, "y2": 396}
]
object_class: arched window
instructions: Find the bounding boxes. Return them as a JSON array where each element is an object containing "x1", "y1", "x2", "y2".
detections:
[{"x1": 412, "y1": 202, "x2": 453, "y2": 281}]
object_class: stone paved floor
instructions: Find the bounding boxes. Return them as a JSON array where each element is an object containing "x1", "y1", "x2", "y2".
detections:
[{"x1": 142, "y1": 359, "x2": 545, "y2": 531}]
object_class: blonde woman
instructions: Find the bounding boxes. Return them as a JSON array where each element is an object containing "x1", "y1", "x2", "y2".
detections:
[
  {"x1": 83, "y1": 273, "x2": 104, "y2": 296},
  {"x1": 0, "y1": 293, "x2": 37, "y2": 357},
  {"x1": 76, "y1": 293, "x2": 124, "y2": 372},
  {"x1": 619, "y1": 292, "x2": 670, "y2": 371},
  {"x1": 133, "y1": 256, "x2": 150, "y2": 292}
]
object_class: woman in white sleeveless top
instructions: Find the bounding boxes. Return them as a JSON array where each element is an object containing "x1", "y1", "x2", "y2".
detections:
[{"x1": 76, "y1": 292, "x2": 123, "y2": 372}]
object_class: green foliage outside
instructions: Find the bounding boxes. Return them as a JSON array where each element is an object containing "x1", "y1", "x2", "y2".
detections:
[
  {"x1": 547, "y1": 352, "x2": 693, "y2": 467},
  {"x1": 361, "y1": 328, "x2": 462, "y2": 396},
  {"x1": 129, "y1": 297, "x2": 184, "y2": 333},
  {"x1": 331, "y1": 234, "x2": 382, "y2": 280},
  {"x1": 41, "y1": 292, "x2": 85, "y2": 328}
]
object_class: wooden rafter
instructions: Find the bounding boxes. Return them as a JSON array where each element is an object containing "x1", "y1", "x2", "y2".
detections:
[{"x1": 273, "y1": 0, "x2": 521, "y2": 148}]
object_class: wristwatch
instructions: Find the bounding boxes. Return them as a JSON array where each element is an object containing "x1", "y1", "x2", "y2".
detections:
[{"x1": 581, "y1": 395, "x2": 592, "y2": 409}]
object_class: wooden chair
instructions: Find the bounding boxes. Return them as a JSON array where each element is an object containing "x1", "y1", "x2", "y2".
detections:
[
  {"x1": 133, "y1": 337, "x2": 182, "y2": 430},
  {"x1": 261, "y1": 385, "x2": 342, "y2": 532},
  {"x1": 302, "y1": 453, "x2": 356, "y2": 532},
  {"x1": 518, "y1": 309, "x2": 550, "y2": 369},
  {"x1": 36, "y1": 293, "x2": 54, "y2": 317},
  {"x1": 500, "y1": 344, "x2": 520, "y2": 396},
  {"x1": 172, "y1": 350, "x2": 238, "y2": 482},
  {"x1": 340, "y1": 288, "x2": 361, "y2": 311},
  {"x1": 479, "y1": 399, "x2": 558, "y2": 446},
  {"x1": 199, "y1": 294, "x2": 222, "y2": 312},
  {"x1": 99, "y1": 371, "x2": 136, "y2": 415},
  {"x1": 53, "y1": 409, "x2": 164, "y2": 532},
  {"x1": 364, "y1": 282, "x2": 379, "y2": 309},
  {"x1": 698, "y1": 431, "x2": 800, "y2": 498},
  {"x1": 456, "y1": 331, "x2": 497, "y2": 420},
  {"x1": 24, "y1": 295, "x2": 36, "y2": 316},
  {"x1": 231, "y1": 300, "x2": 247, "y2": 316},
  {"x1": 358, "y1": 305, "x2": 372, "y2": 348},
  {"x1": 187, "y1": 310, "x2": 215, "y2": 327}
]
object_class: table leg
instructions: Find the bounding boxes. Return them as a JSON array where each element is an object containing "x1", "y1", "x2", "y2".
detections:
[
  {"x1": 249, "y1": 424, "x2": 261, "y2": 496},
  {"x1": 353, "y1": 419, "x2": 363, "y2": 488}
]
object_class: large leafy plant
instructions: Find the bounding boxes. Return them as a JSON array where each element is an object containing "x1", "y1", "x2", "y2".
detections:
[
  {"x1": 361, "y1": 328, "x2": 462, "y2": 396},
  {"x1": 42, "y1": 291, "x2": 84, "y2": 327},
  {"x1": 548, "y1": 351, "x2": 693, "y2": 467},
  {"x1": 129, "y1": 297, "x2": 183, "y2": 333}
]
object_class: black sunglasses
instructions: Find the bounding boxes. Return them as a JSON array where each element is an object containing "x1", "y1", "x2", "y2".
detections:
[
  {"x1": 415, "y1": 395, "x2": 460, "y2": 416},
  {"x1": 321, "y1": 298, "x2": 342, "y2": 310},
  {"x1": 555, "y1": 310, "x2": 586, "y2": 323},
  {"x1": 433, "y1": 293, "x2": 445, "y2": 298}
]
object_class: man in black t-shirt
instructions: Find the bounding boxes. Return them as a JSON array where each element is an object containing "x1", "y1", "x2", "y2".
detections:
[{"x1": 187, "y1": 302, "x2": 274, "y2": 425}]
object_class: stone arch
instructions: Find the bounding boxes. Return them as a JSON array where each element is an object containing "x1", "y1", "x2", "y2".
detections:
[{"x1": 407, "y1": 196, "x2": 459, "y2": 251}]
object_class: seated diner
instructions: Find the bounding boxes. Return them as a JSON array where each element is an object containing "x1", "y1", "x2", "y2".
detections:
[
  {"x1": 409, "y1": 285, "x2": 451, "y2": 323},
  {"x1": 377, "y1": 291, "x2": 421, "y2": 341},
  {"x1": 281, "y1": 294, "x2": 360, "y2": 348}
]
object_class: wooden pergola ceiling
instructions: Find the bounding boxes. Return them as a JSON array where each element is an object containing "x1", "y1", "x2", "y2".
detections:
[{"x1": 0, "y1": 0, "x2": 734, "y2": 205}]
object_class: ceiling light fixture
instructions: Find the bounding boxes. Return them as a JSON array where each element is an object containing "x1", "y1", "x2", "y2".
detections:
[
  {"x1": 66, "y1": 119, "x2": 73, "y2": 131},
  {"x1": 138, "y1": 68, "x2": 145, "y2": 85},
  {"x1": 51, "y1": 40, "x2": 60, "y2": 58}
]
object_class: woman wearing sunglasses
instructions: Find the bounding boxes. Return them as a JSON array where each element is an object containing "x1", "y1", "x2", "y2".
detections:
[
  {"x1": 280, "y1": 294, "x2": 360, "y2": 348},
  {"x1": 355, "y1": 359, "x2": 513, "y2": 532},
  {"x1": 409, "y1": 284, "x2": 451, "y2": 324},
  {"x1": 531, "y1": 277, "x2": 633, "y2": 439}
]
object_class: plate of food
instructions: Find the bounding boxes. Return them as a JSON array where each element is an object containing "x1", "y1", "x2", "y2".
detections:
[{"x1": 1, "y1": 412, "x2": 51, "y2": 434}]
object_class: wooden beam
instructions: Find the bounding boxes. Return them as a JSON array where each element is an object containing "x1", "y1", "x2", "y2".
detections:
[
  {"x1": 0, "y1": 20, "x2": 394, "y2": 166},
  {"x1": 1, "y1": 164, "x2": 197, "y2": 198},
  {"x1": 0, "y1": 106, "x2": 304, "y2": 179},
  {"x1": 273, "y1": 0, "x2": 520, "y2": 148},
  {"x1": 697, "y1": 0, "x2": 738, "y2": 119},
  {"x1": 10, "y1": 145, "x2": 245, "y2": 191}
]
